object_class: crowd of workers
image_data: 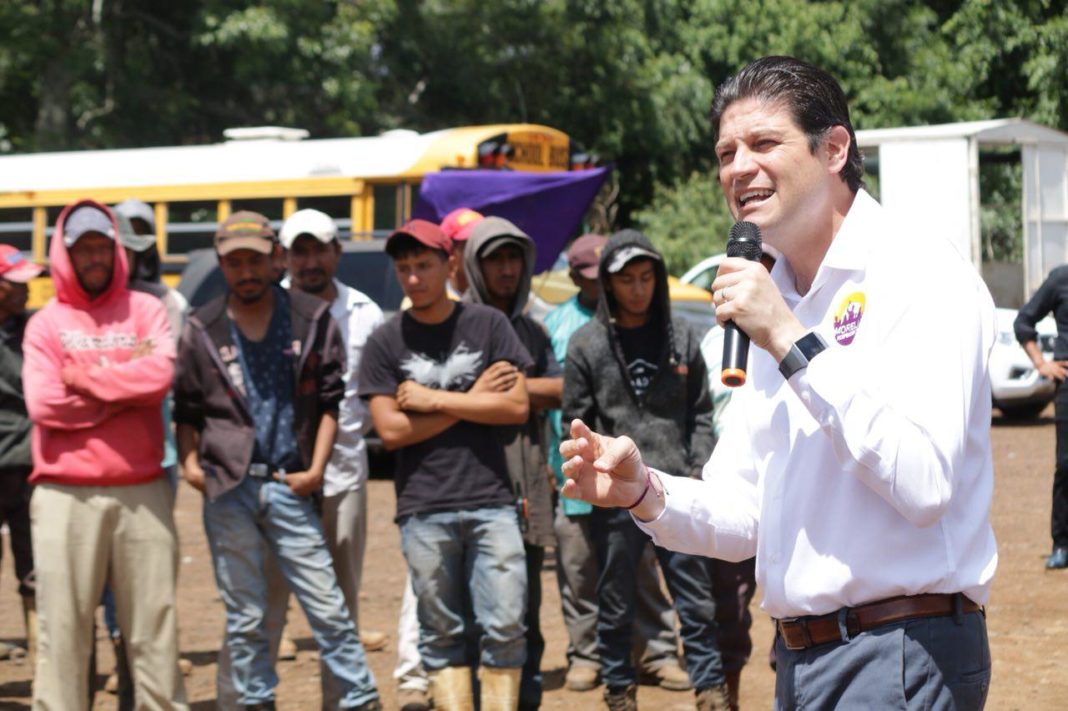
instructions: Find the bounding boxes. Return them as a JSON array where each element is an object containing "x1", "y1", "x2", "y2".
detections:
[
  {"x1": 0, "y1": 189, "x2": 756, "y2": 711},
  {"x1": 3, "y1": 54, "x2": 1021, "y2": 711}
]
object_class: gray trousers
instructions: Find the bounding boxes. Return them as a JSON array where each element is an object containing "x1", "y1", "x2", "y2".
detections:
[
  {"x1": 215, "y1": 486, "x2": 368, "y2": 710},
  {"x1": 553, "y1": 503, "x2": 679, "y2": 671},
  {"x1": 773, "y1": 608, "x2": 990, "y2": 710}
]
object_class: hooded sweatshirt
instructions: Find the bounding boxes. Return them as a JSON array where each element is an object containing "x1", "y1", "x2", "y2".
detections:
[
  {"x1": 563, "y1": 229, "x2": 715, "y2": 478},
  {"x1": 464, "y1": 217, "x2": 558, "y2": 547},
  {"x1": 22, "y1": 200, "x2": 176, "y2": 487}
]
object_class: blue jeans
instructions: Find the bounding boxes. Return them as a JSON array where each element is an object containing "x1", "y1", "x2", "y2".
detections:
[
  {"x1": 399, "y1": 506, "x2": 527, "y2": 671},
  {"x1": 203, "y1": 476, "x2": 378, "y2": 707},
  {"x1": 592, "y1": 506, "x2": 725, "y2": 690}
]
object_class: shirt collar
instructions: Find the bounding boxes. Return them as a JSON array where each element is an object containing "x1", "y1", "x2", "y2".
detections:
[{"x1": 331, "y1": 278, "x2": 372, "y2": 312}]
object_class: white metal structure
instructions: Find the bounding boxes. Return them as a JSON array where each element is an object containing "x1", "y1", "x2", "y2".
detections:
[{"x1": 855, "y1": 119, "x2": 1068, "y2": 302}]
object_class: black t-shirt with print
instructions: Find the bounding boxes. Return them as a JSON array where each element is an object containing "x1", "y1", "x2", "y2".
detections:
[
  {"x1": 615, "y1": 319, "x2": 661, "y2": 399},
  {"x1": 358, "y1": 302, "x2": 534, "y2": 519}
]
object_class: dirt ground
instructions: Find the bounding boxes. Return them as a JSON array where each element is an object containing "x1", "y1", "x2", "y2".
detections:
[{"x1": 2, "y1": 410, "x2": 1067, "y2": 710}]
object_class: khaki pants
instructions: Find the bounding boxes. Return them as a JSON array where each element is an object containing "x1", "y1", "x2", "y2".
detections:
[
  {"x1": 30, "y1": 479, "x2": 187, "y2": 711},
  {"x1": 320, "y1": 485, "x2": 369, "y2": 709}
]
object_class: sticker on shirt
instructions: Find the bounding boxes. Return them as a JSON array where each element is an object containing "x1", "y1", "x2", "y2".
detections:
[{"x1": 833, "y1": 291, "x2": 865, "y2": 346}]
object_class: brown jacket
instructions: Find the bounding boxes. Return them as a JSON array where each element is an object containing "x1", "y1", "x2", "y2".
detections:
[{"x1": 174, "y1": 287, "x2": 345, "y2": 500}]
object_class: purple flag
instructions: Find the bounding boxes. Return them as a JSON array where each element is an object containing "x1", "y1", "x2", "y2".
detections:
[{"x1": 412, "y1": 167, "x2": 610, "y2": 273}]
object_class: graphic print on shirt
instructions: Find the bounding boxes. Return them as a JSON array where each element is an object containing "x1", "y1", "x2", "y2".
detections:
[
  {"x1": 400, "y1": 342, "x2": 484, "y2": 390},
  {"x1": 59, "y1": 329, "x2": 138, "y2": 367},
  {"x1": 833, "y1": 291, "x2": 865, "y2": 346},
  {"x1": 627, "y1": 358, "x2": 659, "y2": 398}
]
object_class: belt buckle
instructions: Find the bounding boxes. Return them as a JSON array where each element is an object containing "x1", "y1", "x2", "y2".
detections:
[
  {"x1": 778, "y1": 617, "x2": 812, "y2": 651},
  {"x1": 249, "y1": 463, "x2": 269, "y2": 479}
]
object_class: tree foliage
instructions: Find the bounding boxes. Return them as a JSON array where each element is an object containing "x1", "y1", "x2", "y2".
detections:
[{"x1": 1, "y1": 0, "x2": 1067, "y2": 273}]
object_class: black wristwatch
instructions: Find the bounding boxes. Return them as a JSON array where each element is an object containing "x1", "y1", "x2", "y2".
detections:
[{"x1": 778, "y1": 332, "x2": 828, "y2": 380}]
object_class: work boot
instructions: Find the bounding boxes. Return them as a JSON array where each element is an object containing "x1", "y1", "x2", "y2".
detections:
[
  {"x1": 361, "y1": 629, "x2": 389, "y2": 652},
  {"x1": 244, "y1": 703, "x2": 276, "y2": 711},
  {"x1": 565, "y1": 664, "x2": 600, "y2": 691},
  {"x1": 278, "y1": 628, "x2": 298, "y2": 660},
  {"x1": 479, "y1": 666, "x2": 521, "y2": 711},
  {"x1": 724, "y1": 670, "x2": 741, "y2": 711},
  {"x1": 640, "y1": 660, "x2": 691, "y2": 691},
  {"x1": 397, "y1": 687, "x2": 431, "y2": 711},
  {"x1": 429, "y1": 666, "x2": 475, "y2": 711},
  {"x1": 603, "y1": 684, "x2": 637, "y2": 711},
  {"x1": 695, "y1": 683, "x2": 732, "y2": 711},
  {"x1": 1045, "y1": 546, "x2": 1068, "y2": 569},
  {"x1": 21, "y1": 595, "x2": 36, "y2": 668}
]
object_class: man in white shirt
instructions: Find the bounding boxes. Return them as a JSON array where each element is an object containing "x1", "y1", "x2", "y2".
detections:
[
  {"x1": 282, "y1": 209, "x2": 386, "y2": 708},
  {"x1": 560, "y1": 56, "x2": 997, "y2": 710}
]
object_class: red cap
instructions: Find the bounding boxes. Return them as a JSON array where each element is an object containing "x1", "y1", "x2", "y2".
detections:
[
  {"x1": 440, "y1": 208, "x2": 484, "y2": 243},
  {"x1": 0, "y1": 245, "x2": 44, "y2": 283},
  {"x1": 567, "y1": 233, "x2": 607, "y2": 279},
  {"x1": 387, "y1": 219, "x2": 452, "y2": 255}
]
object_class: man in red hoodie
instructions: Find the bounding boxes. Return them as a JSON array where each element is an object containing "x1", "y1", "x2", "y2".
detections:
[{"x1": 22, "y1": 201, "x2": 187, "y2": 709}]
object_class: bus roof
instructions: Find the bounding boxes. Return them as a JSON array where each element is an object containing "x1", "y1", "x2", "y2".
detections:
[{"x1": 0, "y1": 123, "x2": 567, "y2": 197}]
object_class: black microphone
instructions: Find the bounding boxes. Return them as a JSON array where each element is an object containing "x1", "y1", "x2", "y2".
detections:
[{"x1": 721, "y1": 221, "x2": 763, "y2": 387}]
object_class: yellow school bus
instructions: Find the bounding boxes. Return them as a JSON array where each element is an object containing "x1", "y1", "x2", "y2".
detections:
[{"x1": 0, "y1": 124, "x2": 574, "y2": 307}]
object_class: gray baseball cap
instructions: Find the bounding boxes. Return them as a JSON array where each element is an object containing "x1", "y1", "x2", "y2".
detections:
[
  {"x1": 63, "y1": 206, "x2": 116, "y2": 247},
  {"x1": 114, "y1": 199, "x2": 155, "y2": 230},
  {"x1": 113, "y1": 200, "x2": 157, "y2": 251}
]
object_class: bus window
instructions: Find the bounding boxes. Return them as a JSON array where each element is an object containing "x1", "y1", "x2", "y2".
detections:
[
  {"x1": 297, "y1": 196, "x2": 353, "y2": 239},
  {"x1": 231, "y1": 199, "x2": 284, "y2": 235},
  {"x1": 168, "y1": 201, "x2": 219, "y2": 255},
  {"x1": 0, "y1": 208, "x2": 33, "y2": 252},
  {"x1": 372, "y1": 184, "x2": 399, "y2": 238}
]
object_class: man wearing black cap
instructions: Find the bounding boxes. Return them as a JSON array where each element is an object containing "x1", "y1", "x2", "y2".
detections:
[
  {"x1": 562, "y1": 231, "x2": 729, "y2": 711},
  {"x1": 545, "y1": 234, "x2": 693, "y2": 695},
  {"x1": 359, "y1": 219, "x2": 532, "y2": 711},
  {"x1": 174, "y1": 211, "x2": 380, "y2": 710}
]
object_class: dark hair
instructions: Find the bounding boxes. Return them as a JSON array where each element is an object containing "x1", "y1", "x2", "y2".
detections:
[
  {"x1": 385, "y1": 234, "x2": 448, "y2": 262},
  {"x1": 710, "y1": 56, "x2": 865, "y2": 192}
]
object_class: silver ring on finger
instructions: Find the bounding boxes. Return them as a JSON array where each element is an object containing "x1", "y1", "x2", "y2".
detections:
[{"x1": 722, "y1": 287, "x2": 730, "y2": 302}]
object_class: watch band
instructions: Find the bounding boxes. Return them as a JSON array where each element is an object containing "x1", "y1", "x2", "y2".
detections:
[{"x1": 779, "y1": 332, "x2": 828, "y2": 380}]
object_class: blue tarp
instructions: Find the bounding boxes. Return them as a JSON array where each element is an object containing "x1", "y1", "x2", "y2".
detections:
[{"x1": 411, "y1": 167, "x2": 610, "y2": 273}]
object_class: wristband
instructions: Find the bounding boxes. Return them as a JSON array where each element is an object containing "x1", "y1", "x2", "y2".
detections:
[{"x1": 625, "y1": 467, "x2": 654, "y2": 510}]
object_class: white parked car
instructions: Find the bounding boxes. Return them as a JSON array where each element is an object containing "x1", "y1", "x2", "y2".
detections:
[
  {"x1": 990, "y1": 307, "x2": 1057, "y2": 419},
  {"x1": 682, "y1": 254, "x2": 1058, "y2": 419}
]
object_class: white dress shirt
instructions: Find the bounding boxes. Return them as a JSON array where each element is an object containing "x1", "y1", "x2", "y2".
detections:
[
  {"x1": 325, "y1": 279, "x2": 384, "y2": 496},
  {"x1": 638, "y1": 190, "x2": 999, "y2": 619}
]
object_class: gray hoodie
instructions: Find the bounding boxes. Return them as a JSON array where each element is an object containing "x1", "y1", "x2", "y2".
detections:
[
  {"x1": 563, "y1": 229, "x2": 715, "y2": 478},
  {"x1": 464, "y1": 217, "x2": 557, "y2": 547}
]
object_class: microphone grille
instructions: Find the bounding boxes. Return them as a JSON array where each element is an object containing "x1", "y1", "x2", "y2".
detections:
[{"x1": 727, "y1": 221, "x2": 763, "y2": 261}]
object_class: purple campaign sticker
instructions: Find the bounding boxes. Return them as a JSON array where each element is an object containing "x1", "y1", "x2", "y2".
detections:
[{"x1": 833, "y1": 291, "x2": 865, "y2": 346}]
